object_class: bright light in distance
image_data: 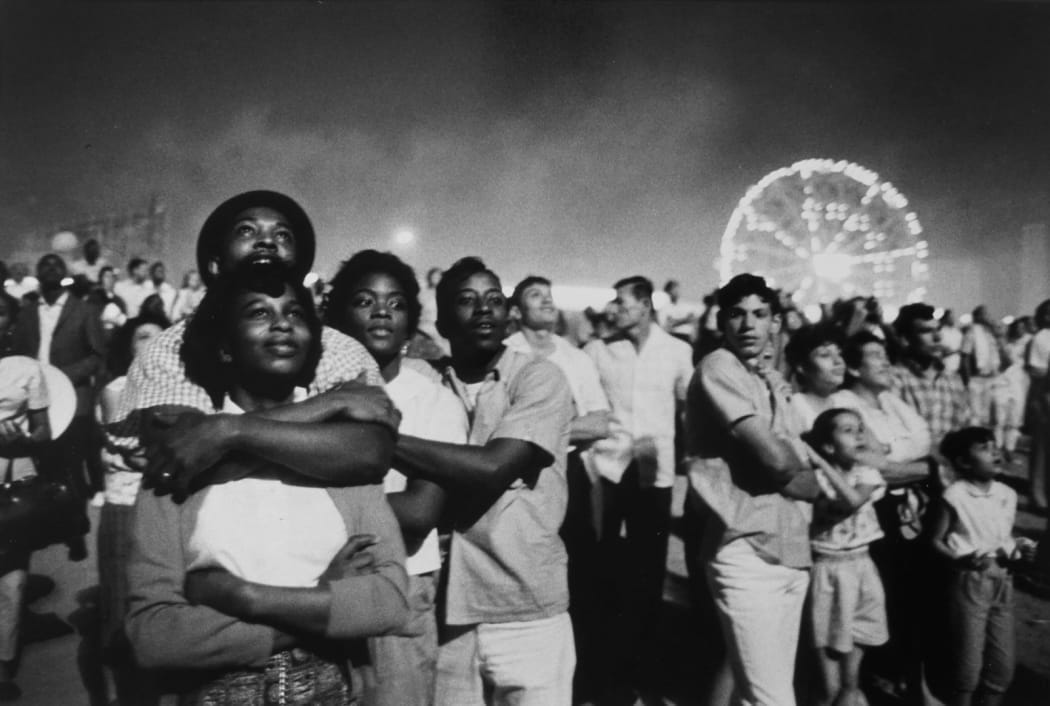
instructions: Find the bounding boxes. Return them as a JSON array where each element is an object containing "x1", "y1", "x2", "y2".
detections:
[
  {"x1": 394, "y1": 228, "x2": 416, "y2": 247},
  {"x1": 60, "y1": 277, "x2": 74, "y2": 287},
  {"x1": 812, "y1": 252, "x2": 853, "y2": 281}
]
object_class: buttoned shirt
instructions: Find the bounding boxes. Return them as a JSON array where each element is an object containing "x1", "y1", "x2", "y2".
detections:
[
  {"x1": 37, "y1": 291, "x2": 68, "y2": 364},
  {"x1": 114, "y1": 279, "x2": 156, "y2": 318},
  {"x1": 106, "y1": 320, "x2": 382, "y2": 453},
  {"x1": 503, "y1": 331, "x2": 609, "y2": 416},
  {"x1": 687, "y1": 347, "x2": 813, "y2": 568},
  {"x1": 890, "y1": 356, "x2": 973, "y2": 445},
  {"x1": 582, "y1": 326, "x2": 692, "y2": 488},
  {"x1": 440, "y1": 347, "x2": 574, "y2": 624}
]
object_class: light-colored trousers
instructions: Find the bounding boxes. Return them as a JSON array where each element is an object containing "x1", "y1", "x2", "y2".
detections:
[
  {"x1": 435, "y1": 612, "x2": 575, "y2": 706},
  {"x1": 706, "y1": 539, "x2": 810, "y2": 706}
]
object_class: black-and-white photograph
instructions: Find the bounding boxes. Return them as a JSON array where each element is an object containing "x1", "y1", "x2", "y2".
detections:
[{"x1": 2, "y1": 2, "x2": 1050, "y2": 704}]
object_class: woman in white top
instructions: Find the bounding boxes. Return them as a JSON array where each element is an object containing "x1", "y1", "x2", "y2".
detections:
[
  {"x1": 784, "y1": 323, "x2": 847, "y2": 429},
  {"x1": 0, "y1": 290, "x2": 53, "y2": 700},
  {"x1": 326, "y1": 249, "x2": 468, "y2": 706},
  {"x1": 125, "y1": 265, "x2": 409, "y2": 705}
]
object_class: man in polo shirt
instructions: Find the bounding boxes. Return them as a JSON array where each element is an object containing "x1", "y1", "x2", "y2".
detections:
[
  {"x1": 392, "y1": 257, "x2": 575, "y2": 706},
  {"x1": 582, "y1": 275, "x2": 693, "y2": 701},
  {"x1": 505, "y1": 274, "x2": 610, "y2": 700},
  {"x1": 685, "y1": 273, "x2": 819, "y2": 706},
  {"x1": 106, "y1": 190, "x2": 398, "y2": 496}
]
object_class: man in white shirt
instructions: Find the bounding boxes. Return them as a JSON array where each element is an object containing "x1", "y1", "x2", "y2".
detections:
[
  {"x1": 149, "y1": 261, "x2": 178, "y2": 320},
  {"x1": 70, "y1": 238, "x2": 108, "y2": 284},
  {"x1": 505, "y1": 275, "x2": 611, "y2": 700},
  {"x1": 113, "y1": 257, "x2": 155, "y2": 318},
  {"x1": 582, "y1": 275, "x2": 693, "y2": 701}
]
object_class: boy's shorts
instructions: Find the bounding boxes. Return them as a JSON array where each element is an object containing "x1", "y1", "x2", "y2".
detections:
[{"x1": 809, "y1": 548, "x2": 889, "y2": 654}]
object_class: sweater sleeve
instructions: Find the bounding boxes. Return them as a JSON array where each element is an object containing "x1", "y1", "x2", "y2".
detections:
[
  {"x1": 325, "y1": 484, "x2": 411, "y2": 638},
  {"x1": 124, "y1": 489, "x2": 276, "y2": 670}
]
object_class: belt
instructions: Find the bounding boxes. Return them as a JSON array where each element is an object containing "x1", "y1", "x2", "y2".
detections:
[{"x1": 181, "y1": 648, "x2": 353, "y2": 706}]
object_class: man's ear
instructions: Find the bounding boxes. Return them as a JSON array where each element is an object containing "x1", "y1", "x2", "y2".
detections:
[
  {"x1": 770, "y1": 312, "x2": 783, "y2": 334},
  {"x1": 207, "y1": 258, "x2": 221, "y2": 279}
]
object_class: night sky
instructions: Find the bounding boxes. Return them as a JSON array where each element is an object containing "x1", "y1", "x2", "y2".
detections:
[{"x1": 3, "y1": 1, "x2": 1050, "y2": 313}]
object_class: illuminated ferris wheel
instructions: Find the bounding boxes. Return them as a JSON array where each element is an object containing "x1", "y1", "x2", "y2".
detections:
[{"x1": 719, "y1": 159, "x2": 929, "y2": 311}]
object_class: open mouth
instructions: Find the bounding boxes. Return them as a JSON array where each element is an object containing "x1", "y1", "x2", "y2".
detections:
[{"x1": 265, "y1": 340, "x2": 299, "y2": 357}]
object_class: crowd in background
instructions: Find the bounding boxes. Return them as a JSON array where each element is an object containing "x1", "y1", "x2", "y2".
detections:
[{"x1": 1, "y1": 192, "x2": 1049, "y2": 706}]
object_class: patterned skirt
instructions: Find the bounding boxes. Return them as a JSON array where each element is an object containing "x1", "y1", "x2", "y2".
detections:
[{"x1": 179, "y1": 649, "x2": 354, "y2": 706}]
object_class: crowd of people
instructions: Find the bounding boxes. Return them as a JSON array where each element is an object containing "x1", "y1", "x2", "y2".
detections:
[{"x1": 0, "y1": 189, "x2": 1048, "y2": 706}]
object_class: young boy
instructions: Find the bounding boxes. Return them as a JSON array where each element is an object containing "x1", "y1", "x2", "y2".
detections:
[
  {"x1": 804, "y1": 408, "x2": 889, "y2": 706},
  {"x1": 929, "y1": 427, "x2": 1037, "y2": 706}
]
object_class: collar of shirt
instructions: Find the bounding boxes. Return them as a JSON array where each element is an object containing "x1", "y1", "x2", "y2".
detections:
[
  {"x1": 898, "y1": 351, "x2": 945, "y2": 378},
  {"x1": 38, "y1": 290, "x2": 69, "y2": 311},
  {"x1": 440, "y1": 349, "x2": 505, "y2": 417}
]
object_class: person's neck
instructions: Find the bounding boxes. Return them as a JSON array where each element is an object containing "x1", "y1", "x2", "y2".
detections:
[
  {"x1": 625, "y1": 318, "x2": 652, "y2": 350},
  {"x1": 520, "y1": 326, "x2": 556, "y2": 356},
  {"x1": 965, "y1": 475, "x2": 993, "y2": 492},
  {"x1": 801, "y1": 390, "x2": 836, "y2": 410},
  {"x1": 849, "y1": 382, "x2": 881, "y2": 408},
  {"x1": 379, "y1": 355, "x2": 402, "y2": 384},
  {"x1": 41, "y1": 286, "x2": 63, "y2": 305},
  {"x1": 229, "y1": 381, "x2": 295, "y2": 412},
  {"x1": 451, "y1": 345, "x2": 502, "y2": 383}
]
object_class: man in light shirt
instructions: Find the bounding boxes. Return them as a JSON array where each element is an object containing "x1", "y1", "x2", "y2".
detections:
[
  {"x1": 114, "y1": 257, "x2": 155, "y2": 318},
  {"x1": 505, "y1": 275, "x2": 611, "y2": 700},
  {"x1": 582, "y1": 275, "x2": 692, "y2": 701},
  {"x1": 149, "y1": 261, "x2": 178, "y2": 320}
]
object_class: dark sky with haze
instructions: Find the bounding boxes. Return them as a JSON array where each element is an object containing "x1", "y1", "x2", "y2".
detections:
[{"x1": 3, "y1": 1, "x2": 1050, "y2": 311}]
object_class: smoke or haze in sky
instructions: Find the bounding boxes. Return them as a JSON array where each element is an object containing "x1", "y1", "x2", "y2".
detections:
[{"x1": 4, "y1": 1, "x2": 1050, "y2": 311}]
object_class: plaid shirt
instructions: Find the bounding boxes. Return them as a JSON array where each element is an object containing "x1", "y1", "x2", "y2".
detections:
[
  {"x1": 105, "y1": 320, "x2": 382, "y2": 453},
  {"x1": 890, "y1": 355, "x2": 973, "y2": 446}
]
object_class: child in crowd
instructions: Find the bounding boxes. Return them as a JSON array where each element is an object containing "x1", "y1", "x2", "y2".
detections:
[
  {"x1": 804, "y1": 408, "x2": 889, "y2": 706},
  {"x1": 929, "y1": 427, "x2": 1037, "y2": 706}
]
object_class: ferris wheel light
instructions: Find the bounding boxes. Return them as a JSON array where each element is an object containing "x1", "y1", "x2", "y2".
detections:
[{"x1": 813, "y1": 252, "x2": 852, "y2": 281}]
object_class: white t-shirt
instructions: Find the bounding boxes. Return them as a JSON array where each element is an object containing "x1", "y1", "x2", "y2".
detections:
[
  {"x1": 384, "y1": 362, "x2": 469, "y2": 575},
  {"x1": 504, "y1": 332, "x2": 609, "y2": 417},
  {"x1": 942, "y1": 479, "x2": 1017, "y2": 560},
  {"x1": 184, "y1": 391, "x2": 349, "y2": 587}
]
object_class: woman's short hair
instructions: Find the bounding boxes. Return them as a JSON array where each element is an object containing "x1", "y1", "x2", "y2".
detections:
[
  {"x1": 325, "y1": 250, "x2": 422, "y2": 335},
  {"x1": 842, "y1": 330, "x2": 886, "y2": 371},
  {"x1": 181, "y1": 264, "x2": 322, "y2": 409},
  {"x1": 783, "y1": 323, "x2": 844, "y2": 372},
  {"x1": 435, "y1": 257, "x2": 500, "y2": 339}
]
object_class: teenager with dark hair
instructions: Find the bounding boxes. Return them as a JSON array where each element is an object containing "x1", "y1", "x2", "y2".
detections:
[{"x1": 328, "y1": 249, "x2": 468, "y2": 705}]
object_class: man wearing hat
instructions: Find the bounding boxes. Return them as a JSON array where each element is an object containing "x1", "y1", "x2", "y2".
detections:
[{"x1": 106, "y1": 190, "x2": 400, "y2": 494}]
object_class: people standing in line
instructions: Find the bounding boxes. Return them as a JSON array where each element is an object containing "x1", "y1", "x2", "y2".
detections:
[
  {"x1": 582, "y1": 275, "x2": 693, "y2": 703},
  {"x1": 0, "y1": 290, "x2": 55, "y2": 702},
  {"x1": 684, "y1": 273, "x2": 819, "y2": 706},
  {"x1": 505, "y1": 274, "x2": 611, "y2": 701},
  {"x1": 113, "y1": 258, "x2": 154, "y2": 319},
  {"x1": 389, "y1": 257, "x2": 576, "y2": 706},
  {"x1": 10, "y1": 254, "x2": 106, "y2": 537},
  {"x1": 929, "y1": 427, "x2": 1037, "y2": 706},
  {"x1": 326, "y1": 250, "x2": 469, "y2": 706}
]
